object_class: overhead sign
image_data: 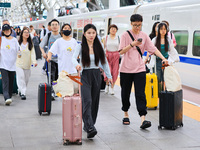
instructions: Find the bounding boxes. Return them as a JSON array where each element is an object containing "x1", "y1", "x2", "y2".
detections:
[{"x1": 0, "y1": 3, "x2": 11, "y2": 8}]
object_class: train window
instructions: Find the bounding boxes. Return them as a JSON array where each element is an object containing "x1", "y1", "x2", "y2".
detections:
[
  {"x1": 78, "y1": 29, "x2": 83, "y2": 41},
  {"x1": 193, "y1": 31, "x2": 200, "y2": 57},
  {"x1": 172, "y1": 30, "x2": 188, "y2": 55},
  {"x1": 73, "y1": 29, "x2": 77, "y2": 40},
  {"x1": 152, "y1": 15, "x2": 160, "y2": 21}
]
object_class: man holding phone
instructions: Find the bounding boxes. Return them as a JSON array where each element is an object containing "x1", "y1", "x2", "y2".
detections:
[{"x1": 119, "y1": 14, "x2": 168, "y2": 129}]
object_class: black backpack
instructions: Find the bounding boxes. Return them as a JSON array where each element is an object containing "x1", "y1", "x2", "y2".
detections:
[{"x1": 44, "y1": 29, "x2": 46, "y2": 36}]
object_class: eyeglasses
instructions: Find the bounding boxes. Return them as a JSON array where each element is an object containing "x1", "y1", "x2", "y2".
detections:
[
  {"x1": 132, "y1": 24, "x2": 142, "y2": 28},
  {"x1": 51, "y1": 24, "x2": 59, "y2": 26},
  {"x1": 24, "y1": 31, "x2": 29, "y2": 34}
]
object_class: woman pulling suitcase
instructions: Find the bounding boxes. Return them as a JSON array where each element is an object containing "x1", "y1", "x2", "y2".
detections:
[
  {"x1": 152, "y1": 22, "x2": 179, "y2": 91},
  {"x1": 72, "y1": 24, "x2": 112, "y2": 139}
]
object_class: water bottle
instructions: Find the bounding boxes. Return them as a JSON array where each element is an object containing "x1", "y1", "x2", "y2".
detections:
[
  {"x1": 18, "y1": 46, "x2": 22, "y2": 58},
  {"x1": 18, "y1": 50, "x2": 22, "y2": 58}
]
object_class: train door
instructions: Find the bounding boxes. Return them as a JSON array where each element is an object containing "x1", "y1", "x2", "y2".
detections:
[{"x1": 107, "y1": 18, "x2": 112, "y2": 35}]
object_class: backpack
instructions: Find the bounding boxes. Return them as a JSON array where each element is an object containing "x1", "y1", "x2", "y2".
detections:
[
  {"x1": 46, "y1": 32, "x2": 62, "y2": 47},
  {"x1": 44, "y1": 29, "x2": 46, "y2": 36}
]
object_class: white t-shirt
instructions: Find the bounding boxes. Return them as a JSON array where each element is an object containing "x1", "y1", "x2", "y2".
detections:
[
  {"x1": 49, "y1": 38, "x2": 77, "y2": 74},
  {"x1": 0, "y1": 36, "x2": 19, "y2": 71}
]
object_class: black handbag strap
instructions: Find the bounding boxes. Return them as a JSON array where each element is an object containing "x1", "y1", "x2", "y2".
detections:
[{"x1": 127, "y1": 30, "x2": 143, "y2": 58}]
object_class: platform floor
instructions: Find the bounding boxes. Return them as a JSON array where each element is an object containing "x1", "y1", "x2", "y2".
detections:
[{"x1": 0, "y1": 59, "x2": 200, "y2": 150}]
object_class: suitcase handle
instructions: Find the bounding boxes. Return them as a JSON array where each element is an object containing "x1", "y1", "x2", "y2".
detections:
[{"x1": 161, "y1": 62, "x2": 170, "y2": 91}]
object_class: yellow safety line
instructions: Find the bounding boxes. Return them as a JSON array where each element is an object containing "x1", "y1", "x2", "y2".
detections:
[{"x1": 115, "y1": 77, "x2": 200, "y2": 122}]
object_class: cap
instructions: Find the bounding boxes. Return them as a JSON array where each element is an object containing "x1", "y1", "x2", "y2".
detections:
[{"x1": 2, "y1": 24, "x2": 11, "y2": 31}]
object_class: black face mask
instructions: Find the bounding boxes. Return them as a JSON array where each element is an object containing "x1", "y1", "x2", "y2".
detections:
[
  {"x1": 62, "y1": 30, "x2": 71, "y2": 36},
  {"x1": 5, "y1": 33, "x2": 11, "y2": 37}
]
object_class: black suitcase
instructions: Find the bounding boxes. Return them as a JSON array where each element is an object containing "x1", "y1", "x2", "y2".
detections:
[
  {"x1": 38, "y1": 83, "x2": 51, "y2": 115},
  {"x1": 38, "y1": 61, "x2": 52, "y2": 115},
  {"x1": 158, "y1": 89, "x2": 183, "y2": 130}
]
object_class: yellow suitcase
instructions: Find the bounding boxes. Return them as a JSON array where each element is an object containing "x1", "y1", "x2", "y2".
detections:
[{"x1": 145, "y1": 73, "x2": 159, "y2": 109}]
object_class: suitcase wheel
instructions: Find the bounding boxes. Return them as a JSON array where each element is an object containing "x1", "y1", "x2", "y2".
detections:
[
  {"x1": 180, "y1": 123, "x2": 183, "y2": 127},
  {"x1": 158, "y1": 125, "x2": 163, "y2": 130},
  {"x1": 171, "y1": 126, "x2": 177, "y2": 130},
  {"x1": 38, "y1": 111, "x2": 42, "y2": 116},
  {"x1": 154, "y1": 107, "x2": 157, "y2": 110},
  {"x1": 47, "y1": 111, "x2": 51, "y2": 115},
  {"x1": 76, "y1": 140, "x2": 82, "y2": 145},
  {"x1": 63, "y1": 139, "x2": 70, "y2": 145}
]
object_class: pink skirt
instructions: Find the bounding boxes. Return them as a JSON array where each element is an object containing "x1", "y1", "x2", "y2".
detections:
[{"x1": 104, "y1": 51, "x2": 120, "y2": 83}]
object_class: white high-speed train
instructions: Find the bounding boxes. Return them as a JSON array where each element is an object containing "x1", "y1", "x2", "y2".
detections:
[{"x1": 16, "y1": 0, "x2": 200, "y2": 90}]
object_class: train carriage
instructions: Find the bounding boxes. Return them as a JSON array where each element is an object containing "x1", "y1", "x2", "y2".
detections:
[{"x1": 15, "y1": 0, "x2": 200, "y2": 90}]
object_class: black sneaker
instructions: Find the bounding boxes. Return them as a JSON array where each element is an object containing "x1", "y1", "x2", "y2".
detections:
[
  {"x1": 87, "y1": 128, "x2": 97, "y2": 139},
  {"x1": 21, "y1": 95, "x2": 26, "y2": 100}
]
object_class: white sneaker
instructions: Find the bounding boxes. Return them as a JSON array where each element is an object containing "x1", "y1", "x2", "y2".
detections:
[
  {"x1": 110, "y1": 88, "x2": 114, "y2": 95},
  {"x1": 105, "y1": 85, "x2": 109, "y2": 94},
  {"x1": 5, "y1": 99, "x2": 12, "y2": 105}
]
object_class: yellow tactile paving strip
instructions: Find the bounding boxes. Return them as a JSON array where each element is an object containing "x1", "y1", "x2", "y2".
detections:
[
  {"x1": 183, "y1": 101, "x2": 200, "y2": 121},
  {"x1": 115, "y1": 77, "x2": 200, "y2": 122}
]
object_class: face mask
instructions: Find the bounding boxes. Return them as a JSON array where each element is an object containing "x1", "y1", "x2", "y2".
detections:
[
  {"x1": 63, "y1": 30, "x2": 71, "y2": 36},
  {"x1": 4, "y1": 33, "x2": 11, "y2": 37}
]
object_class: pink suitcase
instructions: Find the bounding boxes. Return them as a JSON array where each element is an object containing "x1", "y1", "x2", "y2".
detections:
[{"x1": 62, "y1": 94, "x2": 82, "y2": 145}]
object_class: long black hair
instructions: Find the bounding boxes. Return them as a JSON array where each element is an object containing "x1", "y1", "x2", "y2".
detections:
[
  {"x1": 155, "y1": 23, "x2": 169, "y2": 52},
  {"x1": 81, "y1": 24, "x2": 105, "y2": 67},
  {"x1": 18, "y1": 27, "x2": 33, "y2": 51},
  {"x1": 149, "y1": 22, "x2": 160, "y2": 40}
]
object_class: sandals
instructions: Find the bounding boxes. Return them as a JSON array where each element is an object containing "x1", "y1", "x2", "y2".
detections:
[
  {"x1": 140, "y1": 120, "x2": 151, "y2": 129},
  {"x1": 122, "y1": 118, "x2": 130, "y2": 125}
]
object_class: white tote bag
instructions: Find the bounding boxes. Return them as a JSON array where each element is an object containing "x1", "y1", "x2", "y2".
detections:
[{"x1": 164, "y1": 65, "x2": 182, "y2": 92}]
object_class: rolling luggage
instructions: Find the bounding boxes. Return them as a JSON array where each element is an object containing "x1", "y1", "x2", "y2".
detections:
[
  {"x1": 38, "y1": 83, "x2": 51, "y2": 115},
  {"x1": 62, "y1": 74, "x2": 82, "y2": 145},
  {"x1": 158, "y1": 90, "x2": 183, "y2": 130},
  {"x1": 38, "y1": 61, "x2": 52, "y2": 115},
  {"x1": 158, "y1": 64, "x2": 183, "y2": 130},
  {"x1": 0, "y1": 72, "x2": 18, "y2": 94},
  {"x1": 145, "y1": 73, "x2": 158, "y2": 109},
  {"x1": 62, "y1": 95, "x2": 82, "y2": 145}
]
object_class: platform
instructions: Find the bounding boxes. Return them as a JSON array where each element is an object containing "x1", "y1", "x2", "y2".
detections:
[{"x1": 0, "y1": 59, "x2": 200, "y2": 150}]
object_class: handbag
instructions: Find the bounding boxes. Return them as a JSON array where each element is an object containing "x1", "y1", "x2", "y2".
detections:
[
  {"x1": 127, "y1": 31, "x2": 150, "y2": 73},
  {"x1": 53, "y1": 71, "x2": 82, "y2": 97},
  {"x1": 164, "y1": 65, "x2": 182, "y2": 92}
]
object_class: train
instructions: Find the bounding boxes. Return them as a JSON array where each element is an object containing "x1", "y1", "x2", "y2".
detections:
[{"x1": 14, "y1": 0, "x2": 200, "y2": 90}]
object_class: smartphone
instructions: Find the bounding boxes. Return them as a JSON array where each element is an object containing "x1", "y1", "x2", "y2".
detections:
[{"x1": 137, "y1": 38, "x2": 142, "y2": 42}]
